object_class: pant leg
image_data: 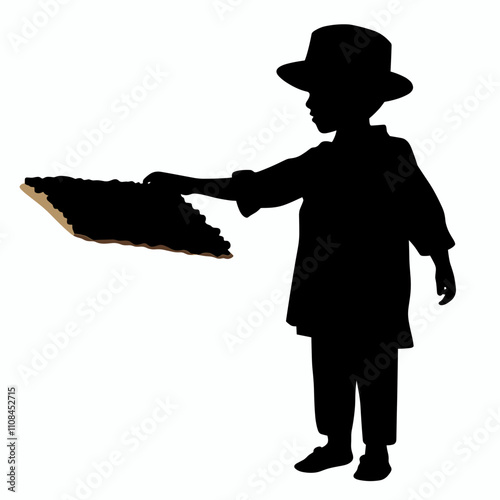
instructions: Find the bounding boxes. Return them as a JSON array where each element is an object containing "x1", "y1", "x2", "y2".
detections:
[
  {"x1": 356, "y1": 348, "x2": 398, "y2": 445},
  {"x1": 311, "y1": 337, "x2": 356, "y2": 444}
]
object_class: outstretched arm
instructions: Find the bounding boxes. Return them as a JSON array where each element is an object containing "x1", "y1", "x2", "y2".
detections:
[
  {"x1": 143, "y1": 142, "x2": 326, "y2": 216},
  {"x1": 143, "y1": 172, "x2": 238, "y2": 200}
]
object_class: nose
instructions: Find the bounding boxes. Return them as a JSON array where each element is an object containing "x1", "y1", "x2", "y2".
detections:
[{"x1": 305, "y1": 93, "x2": 313, "y2": 111}]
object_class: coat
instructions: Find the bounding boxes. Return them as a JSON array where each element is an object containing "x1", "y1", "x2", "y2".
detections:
[{"x1": 230, "y1": 125, "x2": 455, "y2": 349}]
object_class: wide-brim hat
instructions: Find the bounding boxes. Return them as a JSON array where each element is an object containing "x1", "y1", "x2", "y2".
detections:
[{"x1": 277, "y1": 24, "x2": 413, "y2": 102}]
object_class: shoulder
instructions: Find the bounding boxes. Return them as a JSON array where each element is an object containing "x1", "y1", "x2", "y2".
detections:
[
  {"x1": 233, "y1": 141, "x2": 331, "y2": 178},
  {"x1": 384, "y1": 132, "x2": 413, "y2": 153},
  {"x1": 381, "y1": 132, "x2": 417, "y2": 165},
  {"x1": 286, "y1": 140, "x2": 333, "y2": 162}
]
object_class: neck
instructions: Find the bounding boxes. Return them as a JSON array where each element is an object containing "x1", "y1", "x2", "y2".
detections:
[{"x1": 334, "y1": 119, "x2": 372, "y2": 142}]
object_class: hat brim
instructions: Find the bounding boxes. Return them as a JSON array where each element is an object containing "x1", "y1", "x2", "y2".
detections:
[{"x1": 277, "y1": 61, "x2": 413, "y2": 102}]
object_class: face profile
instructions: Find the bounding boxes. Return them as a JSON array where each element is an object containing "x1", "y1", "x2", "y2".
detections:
[
  {"x1": 305, "y1": 80, "x2": 385, "y2": 133},
  {"x1": 276, "y1": 24, "x2": 413, "y2": 135}
]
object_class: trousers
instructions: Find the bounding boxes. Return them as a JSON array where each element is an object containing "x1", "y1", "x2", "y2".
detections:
[{"x1": 311, "y1": 336, "x2": 398, "y2": 445}]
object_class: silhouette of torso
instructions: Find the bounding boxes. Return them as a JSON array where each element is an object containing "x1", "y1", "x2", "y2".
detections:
[{"x1": 233, "y1": 125, "x2": 454, "y2": 348}]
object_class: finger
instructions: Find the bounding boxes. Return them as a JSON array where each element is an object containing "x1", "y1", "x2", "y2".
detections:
[
  {"x1": 438, "y1": 288, "x2": 456, "y2": 305},
  {"x1": 143, "y1": 172, "x2": 159, "y2": 184},
  {"x1": 439, "y1": 295, "x2": 451, "y2": 305}
]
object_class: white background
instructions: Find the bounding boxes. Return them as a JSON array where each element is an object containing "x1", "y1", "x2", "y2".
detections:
[{"x1": 1, "y1": 1, "x2": 499, "y2": 499}]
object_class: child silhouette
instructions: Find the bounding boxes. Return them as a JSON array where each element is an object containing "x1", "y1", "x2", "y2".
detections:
[{"x1": 144, "y1": 24, "x2": 456, "y2": 481}]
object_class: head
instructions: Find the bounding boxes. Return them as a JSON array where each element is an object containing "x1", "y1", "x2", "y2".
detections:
[
  {"x1": 305, "y1": 78, "x2": 385, "y2": 133},
  {"x1": 277, "y1": 25, "x2": 413, "y2": 133}
]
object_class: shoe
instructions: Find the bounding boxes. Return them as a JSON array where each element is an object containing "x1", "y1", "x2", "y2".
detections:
[
  {"x1": 353, "y1": 454, "x2": 392, "y2": 481},
  {"x1": 294, "y1": 446, "x2": 353, "y2": 473}
]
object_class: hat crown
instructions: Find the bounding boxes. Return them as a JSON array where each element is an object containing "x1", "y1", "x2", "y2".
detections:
[
  {"x1": 305, "y1": 24, "x2": 392, "y2": 76},
  {"x1": 276, "y1": 24, "x2": 413, "y2": 101}
]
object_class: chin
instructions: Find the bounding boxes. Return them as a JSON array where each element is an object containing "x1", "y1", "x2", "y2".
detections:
[
  {"x1": 311, "y1": 115, "x2": 337, "y2": 133},
  {"x1": 314, "y1": 120, "x2": 337, "y2": 134}
]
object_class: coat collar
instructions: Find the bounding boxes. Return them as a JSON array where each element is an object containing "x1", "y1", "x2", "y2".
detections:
[{"x1": 333, "y1": 124, "x2": 388, "y2": 145}]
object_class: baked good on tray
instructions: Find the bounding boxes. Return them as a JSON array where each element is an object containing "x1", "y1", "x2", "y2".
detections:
[{"x1": 20, "y1": 176, "x2": 232, "y2": 259}]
